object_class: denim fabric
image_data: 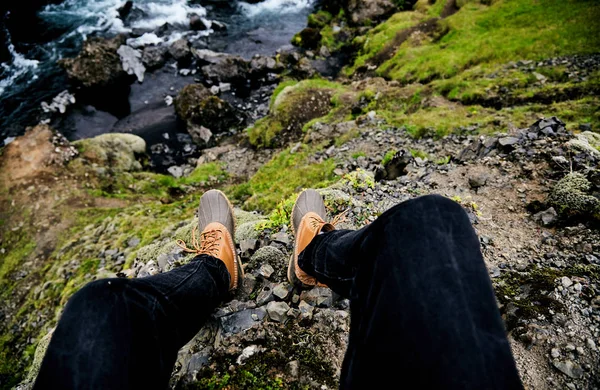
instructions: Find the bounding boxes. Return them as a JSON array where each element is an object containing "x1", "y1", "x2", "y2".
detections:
[
  {"x1": 35, "y1": 195, "x2": 522, "y2": 390},
  {"x1": 299, "y1": 194, "x2": 523, "y2": 390},
  {"x1": 33, "y1": 255, "x2": 229, "y2": 390}
]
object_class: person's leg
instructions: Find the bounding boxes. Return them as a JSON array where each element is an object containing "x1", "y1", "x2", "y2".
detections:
[
  {"x1": 33, "y1": 255, "x2": 229, "y2": 390},
  {"x1": 298, "y1": 194, "x2": 523, "y2": 390},
  {"x1": 34, "y1": 189, "x2": 241, "y2": 390}
]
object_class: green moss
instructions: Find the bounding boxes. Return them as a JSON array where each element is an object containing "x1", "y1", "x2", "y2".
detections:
[
  {"x1": 548, "y1": 172, "x2": 600, "y2": 219},
  {"x1": 410, "y1": 149, "x2": 429, "y2": 159},
  {"x1": 342, "y1": 169, "x2": 375, "y2": 191},
  {"x1": 351, "y1": 151, "x2": 367, "y2": 159},
  {"x1": 180, "y1": 163, "x2": 228, "y2": 186},
  {"x1": 382, "y1": 149, "x2": 397, "y2": 165},
  {"x1": 307, "y1": 10, "x2": 333, "y2": 28},
  {"x1": 378, "y1": 0, "x2": 600, "y2": 83},
  {"x1": 227, "y1": 146, "x2": 338, "y2": 213}
]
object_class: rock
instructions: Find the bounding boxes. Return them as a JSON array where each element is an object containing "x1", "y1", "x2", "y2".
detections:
[
  {"x1": 236, "y1": 345, "x2": 263, "y2": 365},
  {"x1": 142, "y1": 45, "x2": 168, "y2": 70},
  {"x1": 211, "y1": 20, "x2": 227, "y2": 31},
  {"x1": 285, "y1": 360, "x2": 300, "y2": 379},
  {"x1": 468, "y1": 174, "x2": 488, "y2": 189},
  {"x1": 174, "y1": 84, "x2": 238, "y2": 133},
  {"x1": 249, "y1": 55, "x2": 283, "y2": 81},
  {"x1": 127, "y1": 237, "x2": 141, "y2": 247},
  {"x1": 258, "y1": 264, "x2": 275, "y2": 279},
  {"x1": 567, "y1": 131, "x2": 600, "y2": 158},
  {"x1": 117, "y1": 45, "x2": 145, "y2": 83},
  {"x1": 220, "y1": 308, "x2": 266, "y2": 334},
  {"x1": 271, "y1": 231, "x2": 290, "y2": 245},
  {"x1": 201, "y1": 57, "x2": 249, "y2": 86},
  {"x1": 58, "y1": 36, "x2": 130, "y2": 114},
  {"x1": 168, "y1": 39, "x2": 192, "y2": 66},
  {"x1": 561, "y1": 276, "x2": 573, "y2": 288},
  {"x1": 300, "y1": 287, "x2": 334, "y2": 308},
  {"x1": 59, "y1": 36, "x2": 128, "y2": 89},
  {"x1": 266, "y1": 301, "x2": 290, "y2": 323},
  {"x1": 305, "y1": 121, "x2": 357, "y2": 144},
  {"x1": 73, "y1": 133, "x2": 146, "y2": 171},
  {"x1": 117, "y1": 1, "x2": 134, "y2": 20},
  {"x1": 188, "y1": 125, "x2": 213, "y2": 148},
  {"x1": 240, "y1": 239, "x2": 258, "y2": 257},
  {"x1": 256, "y1": 284, "x2": 275, "y2": 306},
  {"x1": 346, "y1": 0, "x2": 399, "y2": 26},
  {"x1": 375, "y1": 150, "x2": 411, "y2": 181},
  {"x1": 298, "y1": 300, "x2": 314, "y2": 322},
  {"x1": 498, "y1": 136, "x2": 520, "y2": 147},
  {"x1": 552, "y1": 360, "x2": 584, "y2": 379},
  {"x1": 292, "y1": 27, "x2": 321, "y2": 50},
  {"x1": 40, "y1": 90, "x2": 76, "y2": 114},
  {"x1": 167, "y1": 166, "x2": 184, "y2": 178},
  {"x1": 189, "y1": 13, "x2": 209, "y2": 31},
  {"x1": 533, "y1": 207, "x2": 557, "y2": 226},
  {"x1": 273, "y1": 283, "x2": 292, "y2": 300},
  {"x1": 241, "y1": 274, "x2": 257, "y2": 296},
  {"x1": 251, "y1": 246, "x2": 286, "y2": 270}
]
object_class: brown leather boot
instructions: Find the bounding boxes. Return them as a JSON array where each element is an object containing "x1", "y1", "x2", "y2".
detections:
[
  {"x1": 288, "y1": 189, "x2": 335, "y2": 288},
  {"x1": 178, "y1": 189, "x2": 243, "y2": 290}
]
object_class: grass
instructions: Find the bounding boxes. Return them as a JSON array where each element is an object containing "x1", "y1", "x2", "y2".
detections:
[
  {"x1": 377, "y1": 0, "x2": 600, "y2": 82},
  {"x1": 227, "y1": 146, "x2": 338, "y2": 212}
]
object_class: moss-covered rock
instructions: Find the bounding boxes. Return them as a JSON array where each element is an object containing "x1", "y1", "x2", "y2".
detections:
[
  {"x1": 175, "y1": 84, "x2": 238, "y2": 134},
  {"x1": 548, "y1": 172, "x2": 600, "y2": 220},
  {"x1": 567, "y1": 131, "x2": 600, "y2": 158},
  {"x1": 73, "y1": 133, "x2": 146, "y2": 172},
  {"x1": 247, "y1": 79, "x2": 349, "y2": 148}
]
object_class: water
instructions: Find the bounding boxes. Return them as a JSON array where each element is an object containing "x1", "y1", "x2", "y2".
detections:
[{"x1": 0, "y1": 0, "x2": 314, "y2": 142}]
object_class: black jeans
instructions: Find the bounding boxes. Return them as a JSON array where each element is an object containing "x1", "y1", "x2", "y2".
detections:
[{"x1": 34, "y1": 195, "x2": 522, "y2": 390}]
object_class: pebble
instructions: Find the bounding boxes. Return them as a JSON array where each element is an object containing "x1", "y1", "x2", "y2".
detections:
[
  {"x1": 258, "y1": 264, "x2": 275, "y2": 278},
  {"x1": 553, "y1": 360, "x2": 584, "y2": 379},
  {"x1": 266, "y1": 301, "x2": 290, "y2": 323},
  {"x1": 561, "y1": 276, "x2": 573, "y2": 288},
  {"x1": 273, "y1": 283, "x2": 292, "y2": 300}
]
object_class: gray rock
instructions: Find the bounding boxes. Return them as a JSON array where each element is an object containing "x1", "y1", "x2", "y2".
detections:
[
  {"x1": 285, "y1": 360, "x2": 300, "y2": 379},
  {"x1": 300, "y1": 287, "x2": 333, "y2": 308},
  {"x1": 189, "y1": 13, "x2": 209, "y2": 31},
  {"x1": 187, "y1": 350, "x2": 210, "y2": 374},
  {"x1": 266, "y1": 301, "x2": 290, "y2": 323},
  {"x1": 169, "y1": 39, "x2": 192, "y2": 65},
  {"x1": 468, "y1": 174, "x2": 488, "y2": 189},
  {"x1": 188, "y1": 125, "x2": 213, "y2": 148},
  {"x1": 533, "y1": 207, "x2": 557, "y2": 226},
  {"x1": 561, "y1": 276, "x2": 573, "y2": 288},
  {"x1": 220, "y1": 308, "x2": 266, "y2": 334},
  {"x1": 552, "y1": 360, "x2": 584, "y2": 379},
  {"x1": 256, "y1": 284, "x2": 275, "y2": 306},
  {"x1": 271, "y1": 231, "x2": 290, "y2": 245},
  {"x1": 117, "y1": 45, "x2": 145, "y2": 83},
  {"x1": 241, "y1": 274, "x2": 257, "y2": 296},
  {"x1": 240, "y1": 239, "x2": 258, "y2": 257},
  {"x1": 142, "y1": 45, "x2": 168, "y2": 70},
  {"x1": 236, "y1": 345, "x2": 263, "y2": 365},
  {"x1": 258, "y1": 263, "x2": 275, "y2": 279},
  {"x1": 298, "y1": 300, "x2": 314, "y2": 321},
  {"x1": 498, "y1": 137, "x2": 520, "y2": 147},
  {"x1": 273, "y1": 283, "x2": 292, "y2": 300},
  {"x1": 127, "y1": 237, "x2": 141, "y2": 247}
]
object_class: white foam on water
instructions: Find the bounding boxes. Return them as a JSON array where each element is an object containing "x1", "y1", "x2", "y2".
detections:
[
  {"x1": 131, "y1": 0, "x2": 207, "y2": 30},
  {"x1": 127, "y1": 33, "x2": 164, "y2": 48},
  {"x1": 239, "y1": 0, "x2": 314, "y2": 17},
  {"x1": 0, "y1": 39, "x2": 40, "y2": 96}
]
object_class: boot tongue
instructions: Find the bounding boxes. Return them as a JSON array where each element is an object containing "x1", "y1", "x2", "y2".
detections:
[{"x1": 319, "y1": 223, "x2": 336, "y2": 233}]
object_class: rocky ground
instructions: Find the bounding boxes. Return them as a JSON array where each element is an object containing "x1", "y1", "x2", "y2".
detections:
[{"x1": 1, "y1": 0, "x2": 600, "y2": 389}]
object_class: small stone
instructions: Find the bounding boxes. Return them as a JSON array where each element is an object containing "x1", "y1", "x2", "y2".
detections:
[
  {"x1": 240, "y1": 239, "x2": 258, "y2": 257},
  {"x1": 552, "y1": 360, "x2": 584, "y2": 379},
  {"x1": 586, "y1": 338, "x2": 596, "y2": 350},
  {"x1": 236, "y1": 345, "x2": 262, "y2": 365},
  {"x1": 291, "y1": 294, "x2": 300, "y2": 304},
  {"x1": 258, "y1": 264, "x2": 275, "y2": 279},
  {"x1": 533, "y1": 207, "x2": 557, "y2": 227},
  {"x1": 266, "y1": 301, "x2": 290, "y2": 323},
  {"x1": 285, "y1": 360, "x2": 300, "y2": 379},
  {"x1": 241, "y1": 274, "x2": 257, "y2": 296},
  {"x1": 271, "y1": 231, "x2": 290, "y2": 246},
  {"x1": 468, "y1": 174, "x2": 488, "y2": 189},
  {"x1": 256, "y1": 284, "x2": 275, "y2": 306},
  {"x1": 286, "y1": 308, "x2": 300, "y2": 318},
  {"x1": 576, "y1": 346, "x2": 584, "y2": 355},
  {"x1": 298, "y1": 300, "x2": 314, "y2": 322},
  {"x1": 550, "y1": 348, "x2": 560, "y2": 358},
  {"x1": 273, "y1": 283, "x2": 292, "y2": 300},
  {"x1": 220, "y1": 308, "x2": 266, "y2": 334},
  {"x1": 565, "y1": 344, "x2": 576, "y2": 351},
  {"x1": 127, "y1": 237, "x2": 140, "y2": 247},
  {"x1": 498, "y1": 136, "x2": 520, "y2": 147},
  {"x1": 561, "y1": 276, "x2": 573, "y2": 288},
  {"x1": 300, "y1": 287, "x2": 333, "y2": 308}
]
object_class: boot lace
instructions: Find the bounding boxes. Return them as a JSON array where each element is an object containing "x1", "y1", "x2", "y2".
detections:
[
  {"x1": 307, "y1": 209, "x2": 350, "y2": 230},
  {"x1": 176, "y1": 225, "x2": 223, "y2": 257}
]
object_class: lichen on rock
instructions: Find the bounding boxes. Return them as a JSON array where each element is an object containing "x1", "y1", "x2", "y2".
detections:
[{"x1": 73, "y1": 133, "x2": 146, "y2": 172}]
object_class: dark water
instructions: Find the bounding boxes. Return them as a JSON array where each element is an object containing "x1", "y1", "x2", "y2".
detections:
[{"x1": 0, "y1": 0, "x2": 314, "y2": 143}]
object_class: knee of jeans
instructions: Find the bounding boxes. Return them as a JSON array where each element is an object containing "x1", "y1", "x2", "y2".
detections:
[
  {"x1": 383, "y1": 194, "x2": 468, "y2": 232},
  {"x1": 69, "y1": 278, "x2": 130, "y2": 307}
]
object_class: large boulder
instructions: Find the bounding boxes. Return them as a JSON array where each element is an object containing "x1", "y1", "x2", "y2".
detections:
[
  {"x1": 174, "y1": 84, "x2": 238, "y2": 135},
  {"x1": 73, "y1": 133, "x2": 146, "y2": 172},
  {"x1": 58, "y1": 35, "x2": 131, "y2": 116},
  {"x1": 194, "y1": 49, "x2": 249, "y2": 86},
  {"x1": 59, "y1": 35, "x2": 128, "y2": 89}
]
